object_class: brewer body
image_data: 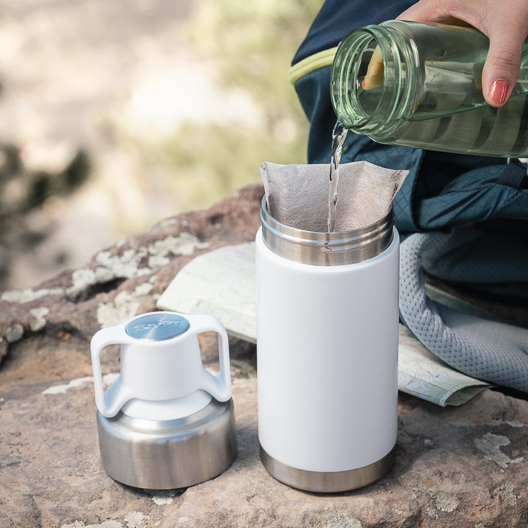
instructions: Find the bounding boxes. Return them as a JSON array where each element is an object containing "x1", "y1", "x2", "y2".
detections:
[{"x1": 256, "y1": 200, "x2": 399, "y2": 492}]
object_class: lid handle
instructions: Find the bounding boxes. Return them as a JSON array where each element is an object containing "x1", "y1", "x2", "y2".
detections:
[
  {"x1": 187, "y1": 314, "x2": 232, "y2": 402},
  {"x1": 90, "y1": 324, "x2": 135, "y2": 418}
]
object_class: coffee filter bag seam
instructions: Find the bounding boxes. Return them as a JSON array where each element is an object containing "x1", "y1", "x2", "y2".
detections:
[{"x1": 261, "y1": 161, "x2": 409, "y2": 232}]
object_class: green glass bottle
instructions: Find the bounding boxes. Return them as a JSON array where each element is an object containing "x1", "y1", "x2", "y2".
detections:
[{"x1": 331, "y1": 20, "x2": 528, "y2": 157}]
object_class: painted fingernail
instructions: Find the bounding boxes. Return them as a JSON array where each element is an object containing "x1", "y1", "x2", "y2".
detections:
[{"x1": 490, "y1": 79, "x2": 508, "y2": 105}]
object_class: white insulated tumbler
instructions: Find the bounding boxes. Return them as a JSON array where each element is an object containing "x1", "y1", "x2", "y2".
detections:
[{"x1": 256, "y1": 198, "x2": 399, "y2": 492}]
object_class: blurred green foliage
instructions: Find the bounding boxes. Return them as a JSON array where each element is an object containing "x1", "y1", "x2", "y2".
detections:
[
  {"x1": 155, "y1": 0, "x2": 323, "y2": 213},
  {"x1": 188, "y1": 0, "x2": 321, "y2": 116}
]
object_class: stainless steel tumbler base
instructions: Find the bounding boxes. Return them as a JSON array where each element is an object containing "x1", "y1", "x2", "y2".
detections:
[
  {"x1": 260, "y1": 443, "x2": 396, "y2": 493},
  {"x1": 97, "y1": 399, "x2": 237, "y2": 490}
]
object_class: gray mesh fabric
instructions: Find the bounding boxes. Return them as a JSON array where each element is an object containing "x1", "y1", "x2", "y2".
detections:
[{"x1": 400, "y1": 232, "x2": 528, "y2": 392}]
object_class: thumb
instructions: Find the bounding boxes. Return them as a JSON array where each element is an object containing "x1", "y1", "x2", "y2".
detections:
[{"x1": 483, "y1": 28, "x2": 524, "y2": 107}]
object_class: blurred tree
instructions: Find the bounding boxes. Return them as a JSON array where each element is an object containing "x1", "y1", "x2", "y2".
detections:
[
  {"x1": 0, "y1": 143, "x2": 91, "y2": 290},
  {"x1": 0, "y1": 0, "x2": 321, "y2": 289}
]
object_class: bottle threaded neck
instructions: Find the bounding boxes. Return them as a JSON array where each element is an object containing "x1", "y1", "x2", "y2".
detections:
[{"x1": 331, "y1": 23, "x2": 415, "y2": 138}]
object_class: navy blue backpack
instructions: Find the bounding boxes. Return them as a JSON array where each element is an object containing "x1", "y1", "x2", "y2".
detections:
[{"x1": 290, "y1": 0, "x2": 528, "y2": 393}]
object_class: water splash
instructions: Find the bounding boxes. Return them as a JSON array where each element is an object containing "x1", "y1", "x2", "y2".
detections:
[{"x1": 327, "y1": 121, "x2": 348, "y2": 232}]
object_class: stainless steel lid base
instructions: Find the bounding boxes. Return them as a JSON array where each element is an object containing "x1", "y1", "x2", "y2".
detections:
[
  {"x1": 97, "y1": 399, "x2": 237, "y2": 490},
  {"x1": 259, "y1": 443, "x2": 396, "y2": 493}
]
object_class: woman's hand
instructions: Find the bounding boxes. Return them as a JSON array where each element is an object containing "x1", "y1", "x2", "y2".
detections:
[{"x1": 397, "y1": 0, "x2": 528, "y2": 107}]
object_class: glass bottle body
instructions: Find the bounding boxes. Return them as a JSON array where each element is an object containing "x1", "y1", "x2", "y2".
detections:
[{"x1": 331, "y1": 21, "x2": 528, "y2": 157}]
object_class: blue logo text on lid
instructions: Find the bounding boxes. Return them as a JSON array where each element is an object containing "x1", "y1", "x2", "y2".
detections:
[{"x1": 126, "y1": 313, "x2": 190, "y2": 341}]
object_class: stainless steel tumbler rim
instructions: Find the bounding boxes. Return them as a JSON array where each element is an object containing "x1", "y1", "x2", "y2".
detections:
[
  {"x1": 260, "y1": 196, "x2": 394, "y2": 266},
  {"x1": 260, "y1": 443, "x2": 396, "y2": 493}
]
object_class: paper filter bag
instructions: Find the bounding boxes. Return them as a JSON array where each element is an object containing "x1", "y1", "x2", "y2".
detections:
[{"x1": 261, "y1": 161, "x2": 408, "y2": 232}]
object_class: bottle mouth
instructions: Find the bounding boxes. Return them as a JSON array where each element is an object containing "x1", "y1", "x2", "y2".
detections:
[
  {"x1": 331, "y1": 24, "x2": 411, "y2": 135},
  {"x1": 260, "y1": 196, "x2": 394, "y2": 266}
]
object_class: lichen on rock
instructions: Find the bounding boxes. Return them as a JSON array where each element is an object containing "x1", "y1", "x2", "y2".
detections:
[
  {"x1": 147, "y1": 233, "x2": 210, "y2": 269},
  {"x1": 435, "y1": 492, "x2": 460, "y2": 512},
  {"x1": 475, "y1": 432, "x2": 524, "y2": 469},
  {"x1": 97, "y1": 291, "x2": 141, "y2": 329},
  {"x1": 2, "y1": 287, "x2": 63, "y2": 303},
  {"x1": 5, "y1": 323, "x2": 24, "y2": 343},
  {"x1": 29, "y1": 307, "x2": 50, "y2": 331}
]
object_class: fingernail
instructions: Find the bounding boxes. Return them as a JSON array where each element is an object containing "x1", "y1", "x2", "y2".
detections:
[
  {"x1": 362, "y1": 79, "x2": 366, "y2": 89},
  {"x1": 490, "y1": 79, "x2": 508, "y2": 105}
]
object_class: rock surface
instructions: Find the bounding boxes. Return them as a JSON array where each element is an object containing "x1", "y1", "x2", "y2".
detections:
[{"x1": 1, "y1": 184, "x2": 528, "y2": 528}]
